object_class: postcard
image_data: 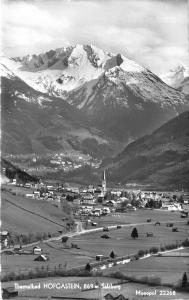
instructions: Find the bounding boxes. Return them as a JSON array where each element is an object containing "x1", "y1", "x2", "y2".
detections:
[{"x1": 1, "y1": 0, "x2": 189, "y2": 299}]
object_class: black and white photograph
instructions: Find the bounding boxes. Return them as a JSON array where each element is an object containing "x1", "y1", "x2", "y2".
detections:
[{"x1": 1, "y1": 0, "x2": 189, "y2": 299}]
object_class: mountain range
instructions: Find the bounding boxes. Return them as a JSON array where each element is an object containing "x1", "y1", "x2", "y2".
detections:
[
  {"x1": 1, "y1": 44, "x2": 189, "y2": 189},
  {"x1": 1, "y1": 44, "x2": 188, "y2": 152},
  {"x1": 1, "y1": 66, "x2": 116, "y2": 158}
]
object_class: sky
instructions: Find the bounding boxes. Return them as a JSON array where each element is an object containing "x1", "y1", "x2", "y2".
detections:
[{"x1": 1, "y1": 0, "x2": 188, "y2": 75}]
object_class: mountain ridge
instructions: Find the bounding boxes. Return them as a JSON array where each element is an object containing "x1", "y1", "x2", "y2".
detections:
[
  {"x1": 1, "y1": 44, "x2": 186, "y2": 105},
  {"x1": 103, "y1": 111, "x2": 189, "y2": 190},
  {"x1": 1, "y1": 44, "x2": 188, "y2": 156}
]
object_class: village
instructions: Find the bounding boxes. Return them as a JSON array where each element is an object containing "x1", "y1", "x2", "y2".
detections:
[
  {"x1": 1, "y1": 170, "x2": 189, "y2": 249},
  {"x1": 4, "y1": 151, "x2": 101, "y2": 176}
]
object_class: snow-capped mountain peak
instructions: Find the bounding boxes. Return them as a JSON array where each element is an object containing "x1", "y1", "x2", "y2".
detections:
[
  {"x1": 160, "y1": 64, "x2": 189, "y2": 88},
  {"x1": 1, "y1": 45, "x2": 113, "y2": 94},
  {"x1": 160, "y1": 64, "x2": 189, "y2": 95},
  {"x1": 0, "y1": 44, "x2": 187, "y2": 106}
]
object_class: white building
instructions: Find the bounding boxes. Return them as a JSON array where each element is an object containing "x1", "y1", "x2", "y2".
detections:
[
  {"x1": 162, "y1": 203, "x2": 182, "y2": 211},
  {"x1": 26, "y1": 193, "x2": 34, "y2": 198},
  {"x1": 82, "y1": 195, "x2": 96, "y2": 205},
  {"x1": 33, "y1": 246, "x2": 42, "y2": 255}
]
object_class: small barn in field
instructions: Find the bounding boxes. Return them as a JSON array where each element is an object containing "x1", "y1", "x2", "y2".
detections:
[{"x1": 34, "y1": 254, "x2": 48, "y2": 262}]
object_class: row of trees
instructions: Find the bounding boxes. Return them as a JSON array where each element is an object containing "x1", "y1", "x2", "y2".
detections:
[{"x1": 4, "y1": 232, "x2": 56, "y2": 248}]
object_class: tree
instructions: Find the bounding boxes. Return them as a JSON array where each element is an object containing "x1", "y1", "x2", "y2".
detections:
[
  {"x1": 62, "y1": 236, "x2": 69, "y2": 244},
  {"x1": 120, "y1": 199, "x2": 129, "y2": 209},
  {"x1": 131, "y1": 227, "x2": 138, "y2": 239},
  {"x1": 178, "y1": 195, "x2": 184, "y2": 204},
  {"x1": 158, "y1": 200, "x2": 162, "y2": 208},
  {"x1": 66, "y1": 195, "x2": 74, "y2": 202},
  {"x1": 110, "y1": 250, "x2": 115, "y2": 259},
  {"x1": 181, "y1": 272, "x2": 188, "y2": 288},
  {"x1": 85, "y1": 263, "x2": 92, "y2": 272}
]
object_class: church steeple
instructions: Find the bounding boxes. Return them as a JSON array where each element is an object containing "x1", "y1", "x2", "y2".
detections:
[
  {"x1": 102, "y1": 170, "x2": 107, "y2": 194},
  {"x1": 103, "y1": 170, "x2": 106, "y2": 181}
]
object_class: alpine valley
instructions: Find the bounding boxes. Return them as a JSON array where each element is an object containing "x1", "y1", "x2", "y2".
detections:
[{"x1": 1, "y1": 44, "x2": 189, "y2": 188}]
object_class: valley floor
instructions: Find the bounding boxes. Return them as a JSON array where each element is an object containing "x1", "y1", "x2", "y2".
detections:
[
  {"x1": 2, "y1": 209, "x2": 189, "y2": 299},
  {"x1": 1, "y1": 184, "x2": 189, "y2": 300}
]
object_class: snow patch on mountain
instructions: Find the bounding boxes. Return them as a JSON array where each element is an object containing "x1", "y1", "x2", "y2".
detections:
[
  {"x1": 13, "y1": 90, "x2": 53, "y2": 107},
  {"x1": 121, "y1": 57, "x2": 145, "y2": 73},
  {"x1": 70, "y1": 62, "x2": 185, "y2": 111}
]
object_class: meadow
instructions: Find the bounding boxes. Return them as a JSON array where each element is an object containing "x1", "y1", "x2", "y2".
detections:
[
  {"x1": 72, "y1": 210, "x2": 188, "y2": 257},
  {"x1": 2, "y1": 208, "x2": 188, "y2": 279}
]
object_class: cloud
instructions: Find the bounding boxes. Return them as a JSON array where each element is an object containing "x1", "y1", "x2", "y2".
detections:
[
  {"x1": 1, "y1": 1, "x2": 70, "y2": 55},
  {"x1": 1, "y1": 0, "x2": 188, "y2": 74},
  {"x1": 3, "y1": 2, "x2": 68, "y2": 29}
]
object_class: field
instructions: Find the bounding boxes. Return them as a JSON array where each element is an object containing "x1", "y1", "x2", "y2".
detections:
[
  {"x1": 2, "y1": 208, "x2": 189, "y2": 279},
  {"x1": 1, "y1": 241, "x2": 91, "y2": 275},
  {"x1": 1, "y1": 186, "x2": 71, "y2": 234},
  {"x1": 2, "y1": 276, "x2": 189, "y2": 300},
  {"x1": 97, "y1": 208, "x2": 189, "y2": 226},
  {"x1": 71, "y1": 210, "x2": 189, "y2": 257}
]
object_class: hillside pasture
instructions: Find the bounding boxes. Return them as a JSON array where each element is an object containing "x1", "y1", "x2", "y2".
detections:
[{"x1": 1, "y1": 188, "x2": 71, "y2": 234}]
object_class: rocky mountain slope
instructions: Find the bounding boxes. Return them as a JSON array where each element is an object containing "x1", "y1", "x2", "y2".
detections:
[
  {"x1": 1, "y1": 45, "x2": 188, "y2": 145},
  {"x1": 1, "y1": 66, "x2": 115, "y2": 158},
  {"x1": 103, "y1": 111, "x2": 189, "y2": 190}
]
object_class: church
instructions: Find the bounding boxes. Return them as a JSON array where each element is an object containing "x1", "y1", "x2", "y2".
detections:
[{"x1": 93, "y1": 170, "x2": 107, "y2": 200}]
